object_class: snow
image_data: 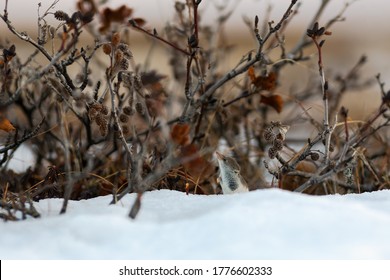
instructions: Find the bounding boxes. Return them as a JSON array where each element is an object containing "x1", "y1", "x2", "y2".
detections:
[
  {"x1": 1, "y1": 189, "x2": 390, "y2": 259},
  {"x1": 4, "y1": 144, "x2": 35, "y2": 173}
]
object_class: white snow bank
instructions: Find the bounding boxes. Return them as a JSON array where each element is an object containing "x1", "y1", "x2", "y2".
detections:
[
  {"x1": 3, "y1": 144, "x2": 35, "y2": 173},
  {"x1": 1, "y1": 189, "x2": 390, "y2": 259}
]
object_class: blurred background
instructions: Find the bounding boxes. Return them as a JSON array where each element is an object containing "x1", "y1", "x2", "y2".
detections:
[{"x1": 1, "y1": 0, "x2": 390, "y2": 116}]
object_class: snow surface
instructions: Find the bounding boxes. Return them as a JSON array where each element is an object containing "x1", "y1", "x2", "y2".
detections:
[
  {"x1": 4, "y1": 144, "x2": 35, "y2": 173},
  {"x1": 1, "y1": 189, "x2": 390, "y2": 259}
]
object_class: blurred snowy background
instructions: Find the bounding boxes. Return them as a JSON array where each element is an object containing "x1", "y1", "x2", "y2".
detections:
[
  {"x1": 2, "y1": 0, "x2": 389, "y2": 110},
  {"x1": 2, "y1": 0, "x2": 389, "y2": 78}
]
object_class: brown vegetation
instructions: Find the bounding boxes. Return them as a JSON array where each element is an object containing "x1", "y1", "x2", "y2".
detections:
[{"x1": 0, "y1": 0, "x2": 389, "y2": 220}]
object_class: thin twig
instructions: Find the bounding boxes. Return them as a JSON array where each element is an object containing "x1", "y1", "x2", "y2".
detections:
[
  {"x1": 307, "y1": 22, "x2": 332, "y2": 165},
  {"x1": 199, "y1": 0, "x2": 298, "y2": 103},
  {"x1": 0, "y1": 118, "x2": 45, "y2": 154},
  {"x1": 129, "y1": 19, "x2": 191, "y2": 56},
  {"x1": 59, "y1": 105, "x2": 74, "y2": 214}
]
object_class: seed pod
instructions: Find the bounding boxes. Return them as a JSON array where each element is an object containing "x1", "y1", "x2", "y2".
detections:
[
  {"x1": 101, "y1": 105, "x2": 109, "y2": 115},
  {"x1": 273, "y1": 139, "x2": 284, "y2": 151},
  {"x1": 119, "y1": 58, "x2": 129, "y2": 70},
  {"x1": 121, "y1": 125, "x2": 129, "y2": 134},
  {"x1": 268, "y1": 146, "x2": 277, "y2": 159},
  {"x1": 102, "y1": 43, "x2": 112, "y2": 55},
  {"x1": 99, "y1": 125, "x2": 107, "y2": 137},
  {"x1": 263, "y1": 126, "x2": 275, "y2": 143},
  {"x1": 111, "y1": 32, "x2": 121, "y2": 47},
  {"x1": 134, "y1": 75, "x2": 143, "y2": 91},
  {"x1": 49, "y1": 26, "x2": 56, "y2": 38},
  {"x1": 114, "y1": 49, "x2": 123, "y2": 63},
  {"x1": 101, "y1": 117, "x2": 108, "y2": 128},
  {"x1": 95, "y1": 113, "x2": 105, "y2": 126},
  {"x1": 310, "y1": 152, "x2": 320, "y2": 161},
  {"x1": 39, "y1": 24, "x2": 48, "y2": 45},
  {"x1": 117, "y1": 43, "x2": 133, "y2": 59},
  {"x1": 54, "y1": 10, "x2": 70, "y2": 22},
  {"x1": 123, "y1": 106, "x2": 134, "y2": 116},
  {"x1": 93, "y1": 103, "x2": 103, "y2": 110},
  {"x1": 119, "y1": 113, "x2": 129, "y2": 123},
  {"x1": 272, "y1": 121, "x2": 289, "y2": 141},
  {"x1": 135, "y1": 102, "x2": 144, "y2": 115},
  {"x1": 98, "y1": 117, "x2": 108, "y2": 136},
  {"x1": 124, "y1": 50, "x2": 133, "y2": 60},
  {"x1": 343, "y1": 166, "x2": 354, "y2": 186},
  {"x1": 88, "y1": 107, "x2": 98, "y2": 120}
]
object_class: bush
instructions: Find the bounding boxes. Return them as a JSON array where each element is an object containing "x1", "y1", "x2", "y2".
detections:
[{"x1": 0, "y1": 0, "x2": 389, "y2": 220}]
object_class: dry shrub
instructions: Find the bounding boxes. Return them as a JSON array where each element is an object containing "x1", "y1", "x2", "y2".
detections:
[{"x1": 0, "y1": 0, "x2": 389, "y2": 220}]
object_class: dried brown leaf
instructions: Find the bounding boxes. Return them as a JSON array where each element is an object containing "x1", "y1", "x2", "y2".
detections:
[
  {"x1": 171, "y1": 123, "x2": 190, "y2": 146},
  {"x1": 260, "y1": 94, "x2": 284, "y2": 113},
  {"x1": 0, "y1": 115, "x2": 15, "y2": 132}
]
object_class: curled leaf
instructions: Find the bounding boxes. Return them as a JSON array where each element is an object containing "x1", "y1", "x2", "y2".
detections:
[
  {"x1": 131, "y1": 18, "x2": 146, "y2": 27},
  {"x1": 248, "y1": 67, "x2": 277, "y2": 91},
  {"x1": 248, "y1": 66, "x2": 256, "y2": 82},
  {"x1": 171, "y1": 123, "x2": 190, "y2": 146},
  {"x1": 181, "y1": 143, "x2": 209, "y2": 178},
  {"x1": 100, "y1": 5, "x2": 133, "y2": 32},
  {"x1": 3, "y1": 45, "x2": 16, "y2": 62},
  {"x1": 260, "y1": 94, "x2": 284, "y2": 113},
  {"x1": 0, "y1": 115, "x2": 16, "y2": 132}
]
